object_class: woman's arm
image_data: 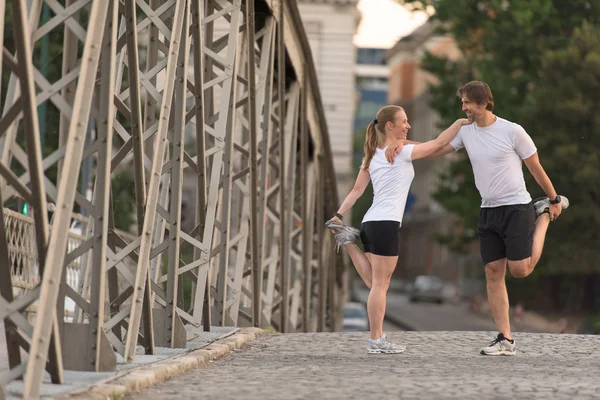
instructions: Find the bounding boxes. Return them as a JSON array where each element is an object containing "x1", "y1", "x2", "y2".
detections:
[
  {"x1": 330, "y1": 167, "x2": 371, "y2": 222},
  {"x1": 410, "y1": 119, "x2": 471, "y2": 161}
]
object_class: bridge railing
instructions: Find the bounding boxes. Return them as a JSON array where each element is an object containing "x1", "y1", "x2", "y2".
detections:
[
  {"x1": 4, "y1": 208, "x2": 135, "y2": 296},
  {"x1": 0, "y1": 0, "x2": 344, "y2": 397}
]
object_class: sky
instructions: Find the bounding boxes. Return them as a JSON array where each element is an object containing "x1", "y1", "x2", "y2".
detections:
[{"x1": 353, "y1": 0, "x2": 430, "y2": 49}]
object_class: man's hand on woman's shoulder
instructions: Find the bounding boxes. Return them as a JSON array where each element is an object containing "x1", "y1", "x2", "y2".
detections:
[{"x1": 385, "y1": 142, "x2": 404, "y2": 164}]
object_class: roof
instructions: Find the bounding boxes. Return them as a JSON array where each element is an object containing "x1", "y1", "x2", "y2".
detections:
[
  {"x1": 297, "y1": 0, "x2": 359, "y2": 5},
  {"x1": 386, "y1": 19, "x2": 440, "y2": 59}
]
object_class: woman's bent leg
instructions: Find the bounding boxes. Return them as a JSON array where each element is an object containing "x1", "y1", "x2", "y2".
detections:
[{"x1": 344, "y1": 244, "x2": 372, "y2": 289}]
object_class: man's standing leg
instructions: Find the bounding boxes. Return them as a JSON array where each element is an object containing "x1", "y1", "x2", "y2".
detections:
[
  {"x1": 478, "y1": 207, "x2": 516, "y2": 355},
  {"x1": 485, "y1": 259, "x2": 511, "y2": 339}
]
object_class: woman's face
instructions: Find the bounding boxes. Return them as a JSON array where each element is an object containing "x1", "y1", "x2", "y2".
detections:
[{"x1": 388, "y1": 110, "x2": 410, "y2": 140}]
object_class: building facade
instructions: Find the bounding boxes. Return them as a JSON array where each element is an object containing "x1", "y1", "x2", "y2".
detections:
[{"x1": 297, "y1": 0, "x2": 360, "y2": 199}]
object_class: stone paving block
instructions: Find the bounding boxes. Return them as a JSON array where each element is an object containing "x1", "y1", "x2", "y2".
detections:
[{"x1": 126, "y1": 331, "x2": 600, "y2": 400}]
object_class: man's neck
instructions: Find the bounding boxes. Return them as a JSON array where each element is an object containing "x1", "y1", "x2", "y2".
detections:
[{"x1": 475, "y1": 112, "x2": 497, "y2": 128}]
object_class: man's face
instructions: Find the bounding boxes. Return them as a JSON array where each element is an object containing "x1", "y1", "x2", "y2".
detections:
[{"x1": 461, "y1": 96, "x2": 485, "y2": 122}]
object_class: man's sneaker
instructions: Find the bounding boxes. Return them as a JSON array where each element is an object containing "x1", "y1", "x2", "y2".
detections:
[
  {"x1": 366, "y1": 334, "x2": 406, "y2": 354},
  {"x1": 533, "y1": 195, "x2": 570, "y2": 218},
  {"x1": 480, "y1": 333, "x2": 516, "y2": 356}
]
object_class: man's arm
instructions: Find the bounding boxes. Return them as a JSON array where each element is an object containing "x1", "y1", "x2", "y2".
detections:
[{"x1": 523, "y1": 152, "x2": 562, "y2": 220}]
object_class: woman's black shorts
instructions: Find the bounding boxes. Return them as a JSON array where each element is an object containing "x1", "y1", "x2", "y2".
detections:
[{"x1": 360, "y1": 220, "x2": 401, "y2": 257}]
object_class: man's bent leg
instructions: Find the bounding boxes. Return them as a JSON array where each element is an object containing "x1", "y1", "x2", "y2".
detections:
[
  {"x1": 344, "y1": 244, "x2": 372, "y2": 289},
  {"x1": 485, "y1": 258, "x2": 512, "y2": 340},
  {"x1": 508, "y1": 213, "x2": 550, "y2": 277}
]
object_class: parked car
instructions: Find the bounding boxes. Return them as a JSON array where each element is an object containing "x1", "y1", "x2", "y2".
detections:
[
  {"x1": 409, "y1": 275, "x2": 445, "y2": 304},
  {"x1": 577, "y1": 315, "x2": 600, "y2": 335},
  {"x1": 343, "y1": 302, "x2": 369, "y2": 332}
]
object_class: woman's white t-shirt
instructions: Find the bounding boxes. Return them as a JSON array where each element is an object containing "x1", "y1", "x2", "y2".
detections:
[{"x1": 362, "y1": 144, "x2": 415, "y2": 225}]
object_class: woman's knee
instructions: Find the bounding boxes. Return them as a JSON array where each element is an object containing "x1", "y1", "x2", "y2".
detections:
[{"x1": 371, "y1": 275, "x2": 391, "y2": 290}]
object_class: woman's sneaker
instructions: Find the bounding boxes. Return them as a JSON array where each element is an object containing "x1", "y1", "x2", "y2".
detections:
[
  {"x1": 367, "y1": 334, "x2": 406, "y2": 354},
  {"x1": 325, "y1": 220, "x2": 360, "y2": 252},
  {"x1": 533, "y1": 195, "x2": 570, "y2": 218},
  {"x1": 480, "y1": 333, "x2": 516, "y2": 356}
]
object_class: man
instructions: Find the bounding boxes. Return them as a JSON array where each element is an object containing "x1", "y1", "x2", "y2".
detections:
[{"x1": 386, "y1": 81, "x2": 568, "y2": 355}]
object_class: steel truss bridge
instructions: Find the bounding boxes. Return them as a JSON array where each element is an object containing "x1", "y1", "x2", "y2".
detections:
[{"x1": 0, "y1": 0, "x2": 344, "y2": 396}]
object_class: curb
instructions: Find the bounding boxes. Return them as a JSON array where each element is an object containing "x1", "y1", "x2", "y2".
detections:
[{"x1": 53, "y1": 327, "x2": 269, "y2": 400}]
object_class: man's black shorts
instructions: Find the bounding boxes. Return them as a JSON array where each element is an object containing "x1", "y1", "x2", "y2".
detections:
[
  {"x1": 360, "y1": 220, "x2": 401, "y2": 257},
  {"x1": 478, "y1": 202, "x2": 536, "y2": 265}
]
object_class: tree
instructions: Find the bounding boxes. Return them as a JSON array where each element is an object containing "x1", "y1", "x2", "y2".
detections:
[
  {"x1": 395, "y1": 0, "x2": 600, "y2": 271},
  {"x1": 522, "y1": 22, "x2": 600, "y2": 273}
]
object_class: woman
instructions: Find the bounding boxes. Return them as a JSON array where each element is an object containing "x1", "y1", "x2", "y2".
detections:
[{"x1": 326, "y1": 105, "x2": 470, "y2": 354}]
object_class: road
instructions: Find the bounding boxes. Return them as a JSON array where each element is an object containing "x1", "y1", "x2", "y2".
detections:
[{"x1": 352, "y1": 286, "x2": 539, "y2": 333}]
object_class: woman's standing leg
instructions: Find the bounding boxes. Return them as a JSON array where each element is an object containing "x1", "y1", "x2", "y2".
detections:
[{"x1": 366, "y1": 254, "x2": 398, "y2": 340}]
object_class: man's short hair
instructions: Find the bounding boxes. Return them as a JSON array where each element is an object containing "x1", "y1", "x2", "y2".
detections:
[{"x1": 457, "y1": 81, "x2": 494, "y2": 111}]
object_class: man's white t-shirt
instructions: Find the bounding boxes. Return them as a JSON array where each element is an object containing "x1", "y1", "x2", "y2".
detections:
[
  {"x1": 362, "y1": 144, "x2": 415, "y2": 224},
  {"x1": 449, "y1": 117, "x2": 537, "y2": 208}
]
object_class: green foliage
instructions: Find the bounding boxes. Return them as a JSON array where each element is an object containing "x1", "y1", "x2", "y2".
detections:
[
  {"x1": 522, "y1": 22, "x2": 600, "y2": 273},
  {"x1": 395, "y1": 0, "x2": 600, "y2": 271},
  {"x1": 111, "y1": 170, "x2": 137, "y2": 232}
]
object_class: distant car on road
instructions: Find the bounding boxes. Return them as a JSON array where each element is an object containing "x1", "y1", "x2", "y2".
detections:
[
  {"x1": 343, "y1": 302, "x2": 369, "y2": 332},
  {"x1": 577, "y1": 315, "x2": 600, "y2": 335},
  {"x1": 409, "y1": 275, "x2": 445, "y2": 304}
]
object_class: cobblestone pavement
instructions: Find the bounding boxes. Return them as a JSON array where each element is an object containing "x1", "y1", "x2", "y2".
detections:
[{"x1": 127, "y1": 331, "x2": 600, "y2": 400}]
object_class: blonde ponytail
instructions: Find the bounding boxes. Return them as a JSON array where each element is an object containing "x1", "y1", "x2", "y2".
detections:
[{"x1": 362, "y1": 121, "x2": 379, "y2": 170}]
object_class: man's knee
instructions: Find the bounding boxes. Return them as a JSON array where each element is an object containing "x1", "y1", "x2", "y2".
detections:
[
  {"x1": 508, "y1": 260, "x2": 532, "y2": 278},
  {"x1": 484, "y1": 260, "x2": 506, "y2": 281}
]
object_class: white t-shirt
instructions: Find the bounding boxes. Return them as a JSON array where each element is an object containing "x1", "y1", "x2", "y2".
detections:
[
  {"x1": 449, "y1": 116, "x2": 537, "y2": 208},
  {"x1": 362, "y1": 144, "x2": 415, "y2": 224}
]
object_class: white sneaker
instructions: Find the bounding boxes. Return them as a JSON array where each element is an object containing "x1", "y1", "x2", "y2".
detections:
[
  {"x1": 480, "y1": 333, "x2": 516, "y2": 356},
  {"x1": 367, "y1": 334, "x2": 406, "y2": 354},
  {"x1": 325, "y1": 220, "x2": 360, "y2": 252},
  {"x1": 533, "y1": 195, "x2": 569, "y2": 218}
]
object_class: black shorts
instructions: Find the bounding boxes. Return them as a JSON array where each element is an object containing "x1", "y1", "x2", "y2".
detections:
[
  {"x1": 478, "y1": 202, "x2": 536, "y2": 265},
  {"x1": 360, "y1": 221, "x2": 401, "y2": 257}
]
